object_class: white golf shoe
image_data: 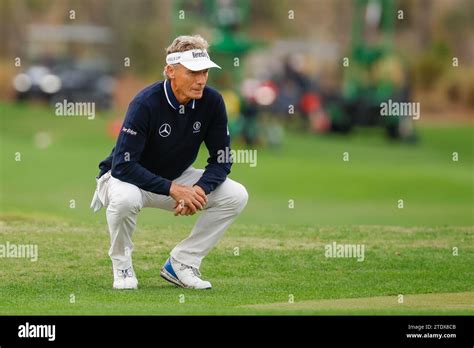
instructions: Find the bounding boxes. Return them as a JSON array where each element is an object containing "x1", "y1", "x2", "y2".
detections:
[
  {"x1": 113, "y1": 267, "x2": 138, "y2": 290},
  {"x1": 160, "y1": 257, "x2": 212, "y2": 290}
]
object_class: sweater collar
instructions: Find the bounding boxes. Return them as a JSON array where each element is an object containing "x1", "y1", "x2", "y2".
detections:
[{"x1": 164, "y1": 79, "x2": 195, "y2": 110}]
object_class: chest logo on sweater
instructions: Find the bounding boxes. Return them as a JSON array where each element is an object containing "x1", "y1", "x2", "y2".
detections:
[
  {"x1": 193, "y1": 121, "x2": 201, "y2": 133},
  {"x1": 159, "y1": 123, "x2": 171, "y2": 137}
]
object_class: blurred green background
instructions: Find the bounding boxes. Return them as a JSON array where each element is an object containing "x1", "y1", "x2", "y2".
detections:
[
  {"x1": 0, "y1": 0, "x2": 473, "y2": 228},
  {"x1": 1, "y1": 101, "x2": 472, "y2": 227}
]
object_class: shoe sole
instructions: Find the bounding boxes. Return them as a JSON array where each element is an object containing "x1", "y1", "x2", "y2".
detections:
[
  {"x1": 160, "y1": 267, "x2": 211, "y2": 290},
  {"x1": 113, "y1": 284, "x2": 138, "y2": 290},
  {"x1": 160, "y1": 267, "x2": 186, "y2": 288}
]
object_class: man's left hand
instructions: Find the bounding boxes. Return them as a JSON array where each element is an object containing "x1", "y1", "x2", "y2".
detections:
[{"x1": 174, "y1": 185, "x2": 208, "y2": 216}]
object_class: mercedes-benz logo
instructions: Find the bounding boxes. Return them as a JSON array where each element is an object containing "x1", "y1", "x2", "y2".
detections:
[{"x1": 159, "y1": 123, "x2": 171, "y2": 137}]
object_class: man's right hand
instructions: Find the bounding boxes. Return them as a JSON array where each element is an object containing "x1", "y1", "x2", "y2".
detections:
[{"x1": 169, "y1": 182, "x2": 207, "y2": 214}]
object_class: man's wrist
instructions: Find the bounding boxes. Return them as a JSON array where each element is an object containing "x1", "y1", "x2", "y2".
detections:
[
  {"x1": 164, "y1": 179, "x2": 173, "y2": 196},
  {"x1": 193, "y1": 182, "x2": 210, "y2": 195}
]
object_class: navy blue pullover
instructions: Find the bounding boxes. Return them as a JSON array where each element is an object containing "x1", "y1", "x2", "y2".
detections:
[{"x1": 97, "y1": 80, "x2": 232, "y2": 195}]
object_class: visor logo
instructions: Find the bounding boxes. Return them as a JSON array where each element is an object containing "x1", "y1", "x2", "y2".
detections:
[{"x1": 192, "y1": 51, "x2": 208, "y2": 59}]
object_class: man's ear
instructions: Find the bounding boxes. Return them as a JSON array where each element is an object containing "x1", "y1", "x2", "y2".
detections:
[{"x1": 166, "y1": 65, "x2": 175, "y2": 79}]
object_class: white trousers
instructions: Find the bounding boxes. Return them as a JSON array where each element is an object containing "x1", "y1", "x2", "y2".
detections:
[{"x1": 97, "y1": 166, "x2": 248, "y2": 270}]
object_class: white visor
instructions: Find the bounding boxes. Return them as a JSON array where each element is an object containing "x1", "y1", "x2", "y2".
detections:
[{"x1": 166, "y1": 49, "x2": 221, "y2": 71}]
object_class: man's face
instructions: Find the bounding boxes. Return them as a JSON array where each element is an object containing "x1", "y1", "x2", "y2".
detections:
[{"x1": 169, "y1": 64, "x2": 209, "y2": 100}]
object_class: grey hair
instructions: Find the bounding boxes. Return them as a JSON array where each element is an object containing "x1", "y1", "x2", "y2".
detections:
[{"x1": 163, "y1": 35, "x2": 210, "y2": 79}]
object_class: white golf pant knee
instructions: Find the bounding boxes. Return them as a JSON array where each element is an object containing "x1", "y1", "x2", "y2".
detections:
[{"x1": 101, "y1": 166, "x2": 248, "y2": 270}]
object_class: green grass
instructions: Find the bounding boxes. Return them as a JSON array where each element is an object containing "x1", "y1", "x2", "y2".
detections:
[
  {"x1": 0, "y1": 101, "x2": 473, "y2": 315},
  {"x1": 0, "y1": 219, "x2": 473, "y2": 315}
]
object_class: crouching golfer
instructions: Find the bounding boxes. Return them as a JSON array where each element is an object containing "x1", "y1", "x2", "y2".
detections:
[{"x1": 90, "y1": 35, "x2": 248, "y2": 290}]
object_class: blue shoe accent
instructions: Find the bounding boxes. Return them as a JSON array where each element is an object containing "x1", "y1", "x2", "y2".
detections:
[{"x1": 164, "y1": 258, "x2": 179, "y2": 280}]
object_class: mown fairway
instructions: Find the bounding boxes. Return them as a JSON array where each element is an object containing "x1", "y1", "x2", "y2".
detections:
[{"x1": 0, "y1": 101, "x2": 473, "y2": 314}]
